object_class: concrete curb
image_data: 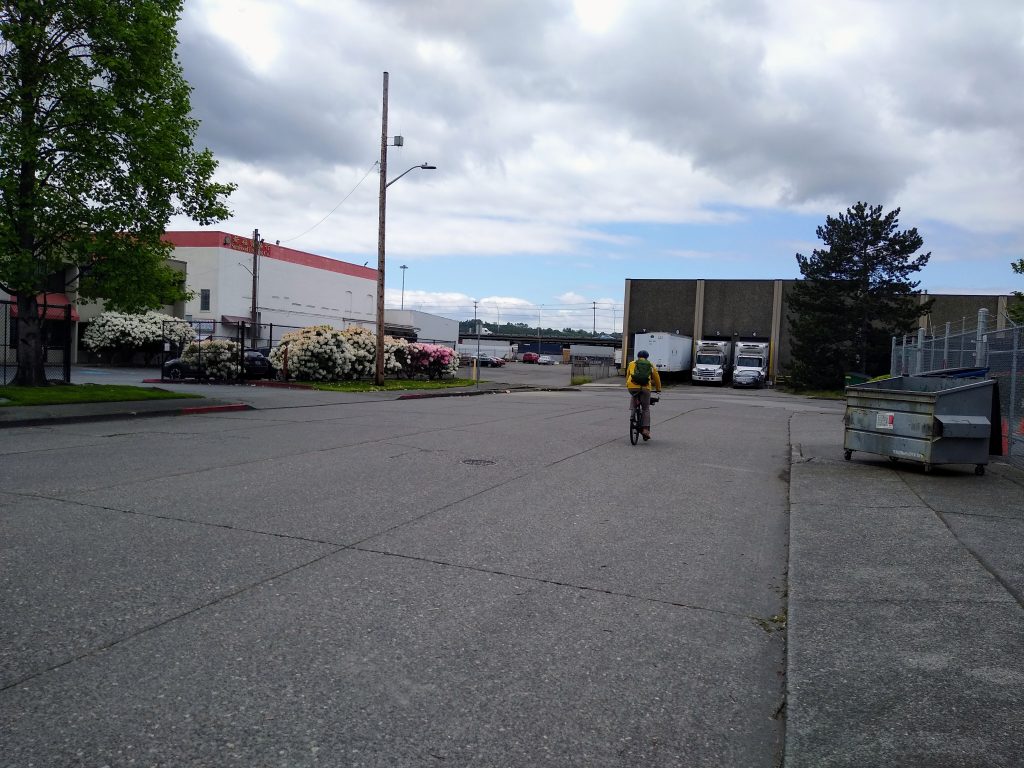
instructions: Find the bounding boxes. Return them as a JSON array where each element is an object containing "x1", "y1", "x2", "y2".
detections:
[
  {"x1": 0, "y1": 402, "x2": 253, "y2": 429},
  {"x1": 140, "y1": 378, "x2": 316, "y2": 390}
]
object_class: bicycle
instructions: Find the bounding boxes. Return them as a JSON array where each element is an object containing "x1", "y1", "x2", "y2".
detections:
[{"x1": 629, "y1": 391, "x2": 659, "y2": 445}]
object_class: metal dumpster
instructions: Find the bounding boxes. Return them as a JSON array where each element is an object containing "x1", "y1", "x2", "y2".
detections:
[{"x1": 844, "y1": 376, "x2": 997, "y2": 475}]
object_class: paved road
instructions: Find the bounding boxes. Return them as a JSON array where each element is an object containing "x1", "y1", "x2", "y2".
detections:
[{"x1": 0, "y1": 383, "x2": 820, "y2": 766}]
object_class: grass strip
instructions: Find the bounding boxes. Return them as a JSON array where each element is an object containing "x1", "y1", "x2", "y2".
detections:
[{"x1": 0, "y1": 384, "x2": 202, "y2": 407}]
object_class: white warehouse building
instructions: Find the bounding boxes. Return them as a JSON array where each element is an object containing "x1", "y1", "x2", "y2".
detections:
[
  {"x1": 164, "y1": 231, "x2": 378, "y2": 336},
  {"x1": 163, "y1": 232, "x2": 458, "y2": 346},
  {"x1": 5, "y1": 230, "x2": 458, "y2": 366}
]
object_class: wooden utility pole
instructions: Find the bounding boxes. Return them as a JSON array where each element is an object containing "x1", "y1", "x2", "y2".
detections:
[
  {"x1": 375, "y1": 72, "x2": 389, "y2": 385},
  {"x1": 250, "y1": 229, "x2": 261, "y2": 348}
]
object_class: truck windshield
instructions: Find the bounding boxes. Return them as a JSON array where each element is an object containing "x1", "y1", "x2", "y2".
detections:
[
  {"x1": 696, "y1": 353, "x2": 721, "y2": 364},
  {"x1": 736, "y1": 356, "x2": 762, "y2": 367}
]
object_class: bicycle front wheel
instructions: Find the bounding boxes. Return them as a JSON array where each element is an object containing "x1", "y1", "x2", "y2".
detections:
[{"x1": 629, "y1": 409, "x2": 641, "y2": 445}]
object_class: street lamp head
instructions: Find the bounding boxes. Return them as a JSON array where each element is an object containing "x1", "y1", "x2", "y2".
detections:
[{"x1": 420, "y1": 164, "x2": 436, "y2": 170}]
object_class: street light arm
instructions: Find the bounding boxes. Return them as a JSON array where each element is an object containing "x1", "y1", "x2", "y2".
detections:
[{"x1": 386, "y1": 163, "x2": 436, "y2": 188}]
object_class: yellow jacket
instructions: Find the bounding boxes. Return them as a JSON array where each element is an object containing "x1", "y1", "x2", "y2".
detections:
[{"x1": 626, "y1": 359, "x2": 662, "y2": 391}]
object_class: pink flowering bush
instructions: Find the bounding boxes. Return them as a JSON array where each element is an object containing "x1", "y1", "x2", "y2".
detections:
[{"x1": 406, "y1": 343, "x2": 460, "y2": 379}]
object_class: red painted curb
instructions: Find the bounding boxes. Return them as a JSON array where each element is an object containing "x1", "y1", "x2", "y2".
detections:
[{"x1": 180, "y1": 403, "x2": 252, "y2": 415}]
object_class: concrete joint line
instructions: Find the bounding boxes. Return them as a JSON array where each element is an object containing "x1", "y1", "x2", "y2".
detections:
[
  {"x1": 351, "y1": 545, "x2": 759, "y2": 623},
  {"x1": 896, "y1": 473, "x2": 1024, "y2": 612},
  {"x1": 0, "y1": 544, "x2": 345, "y2": 693}
]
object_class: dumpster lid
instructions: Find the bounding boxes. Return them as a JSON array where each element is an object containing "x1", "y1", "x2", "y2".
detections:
[
  {"x1": 935, "y1": 415, "x2": 990, "y2": 427},
  {"x1": 935, "y1": 414, "x2": 991, "y2": 440}
]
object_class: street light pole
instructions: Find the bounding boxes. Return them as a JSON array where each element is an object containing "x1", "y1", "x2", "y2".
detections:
[
  {"x1": 374, "y1": 72, "x2": 436, "y2": 385},
  {"x1": 374, "y1": 73, "x2": 390, "y2": 385},
  {"x1": 400, "y1": 264, "x2": 407, "y2": 310}
]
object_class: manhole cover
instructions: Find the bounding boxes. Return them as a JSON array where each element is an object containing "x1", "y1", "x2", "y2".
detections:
[{"x1": 462, "y1": 459, "x2": 496, "y2": 466}]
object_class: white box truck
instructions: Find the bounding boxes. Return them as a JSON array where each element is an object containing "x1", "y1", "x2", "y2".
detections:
[
  {"x1": 634, "y1": 332, "x2": 693, "y2": 373},
  {"x1": 692, "y1": 339, "x2": 734, "y2": 384},
  {"x1": 732, "y1": 341, "x2": 770, "y2": 388}
]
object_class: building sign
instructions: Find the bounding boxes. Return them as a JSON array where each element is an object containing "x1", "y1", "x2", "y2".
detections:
[{"x1": 224, "y1": 234, "x2": 271, "y2": 257}]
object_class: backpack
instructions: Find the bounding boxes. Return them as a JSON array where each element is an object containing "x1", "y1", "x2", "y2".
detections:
[{"x1": 632, "y1": 358, "x2": 653, "y2": 386}]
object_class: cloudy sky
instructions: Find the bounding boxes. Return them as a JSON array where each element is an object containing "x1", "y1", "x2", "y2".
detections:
[{"x1": 169, "y1": 0, "x2": 1024, "y2": 332}]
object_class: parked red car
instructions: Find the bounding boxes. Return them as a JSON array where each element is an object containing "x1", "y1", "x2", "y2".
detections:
[{"x1": 521, "y1": 352, "x2": 540, "y2": 363}]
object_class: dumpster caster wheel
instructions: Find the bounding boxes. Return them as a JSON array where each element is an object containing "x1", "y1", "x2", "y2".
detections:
[
  {"x1": 975, "y1": 465, "x2": 985, "y2": 476},
  {"x1": 843, "y1": 449, "x2": 852, "y2": 461},
  {"x1": 888, "y1": 456, "x2": 899, "y2": 464},
  {"x1": 923, "y1": 463, "x2": 933, "y2": 474}
]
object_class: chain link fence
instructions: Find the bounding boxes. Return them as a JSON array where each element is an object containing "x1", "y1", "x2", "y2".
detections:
[
  {"x1": 159, "y1": 319, "x2": 307, "y2": 382},
  {"x1": 570, "y1": 355, "x2": 613, "y2": 381},
  {"x1": 1, "y1": 299, "x2": 73, "y2": 385},
  {"x1": 892, "y1": 309, "x2": 1023, "y2": 464}
]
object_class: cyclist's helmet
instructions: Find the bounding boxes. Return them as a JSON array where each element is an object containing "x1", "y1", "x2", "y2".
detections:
[{"x1": 637, "y1": 350, "x2": 649, "y2": 358}]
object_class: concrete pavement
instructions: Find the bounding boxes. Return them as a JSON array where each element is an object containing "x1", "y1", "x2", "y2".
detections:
[
  {"x1": 1, "y1": 378, "x2": 1022, "y2": 766},
  {"x1": 786, "y1": 409, "x2": 1024, "y2": 767}
]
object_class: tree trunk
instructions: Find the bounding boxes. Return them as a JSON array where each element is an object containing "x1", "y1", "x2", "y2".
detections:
[{"x1": 15, "y1": 295, "x2": 48, "y2": 386}]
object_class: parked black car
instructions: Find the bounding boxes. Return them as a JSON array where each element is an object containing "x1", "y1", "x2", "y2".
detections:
[{"x1": 162, "y1": 350, "x2": 273, "y2": 380}]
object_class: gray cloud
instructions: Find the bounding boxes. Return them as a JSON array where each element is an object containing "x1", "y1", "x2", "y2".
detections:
[{"x1": 175, "y1": 0, "x2": 1024, "y2": 225}]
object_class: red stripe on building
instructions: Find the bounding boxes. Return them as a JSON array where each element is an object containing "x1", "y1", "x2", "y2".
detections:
[{"x1": 162, "y1": 231, "x2": 377, "y2": 281}]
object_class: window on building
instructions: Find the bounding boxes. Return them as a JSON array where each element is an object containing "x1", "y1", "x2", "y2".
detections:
[{"x1": 200, "y1": 289, "x2": 211, "y2": 312}]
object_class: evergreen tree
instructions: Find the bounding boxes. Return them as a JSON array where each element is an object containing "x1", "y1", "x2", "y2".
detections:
[
  {"x1": 788, "y1": 202, "x2": 933, "y2": 390},
  {"x1": 0, "y1": 1, "x2": 234, "y2": 385},
  {"x1": 1010, "y1": 258, "x2": 1024, "y2": 325}
]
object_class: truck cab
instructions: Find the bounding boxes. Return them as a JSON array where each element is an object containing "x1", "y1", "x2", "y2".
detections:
[
  {"x1": 692, "y1": 340, "x2": 733, "y2": 384},
  {"x1": 732, "y1": 342, "x2": 770, "y2": 388}
]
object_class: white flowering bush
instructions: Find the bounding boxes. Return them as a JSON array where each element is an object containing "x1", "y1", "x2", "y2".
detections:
[
  {"x1": 406, "y1": 343, "x2": 460, "y2": 379},
  {"x1": 385, "y1": 335, "x2": 409, "y2": 376},
  {"x1": 267, "y1": 325, "x2": 346, "y2": 380},
  {"x1": 83, "y1": 311, "x2": 196, "y2": 363},
  {"x1": 181, "y1": 339, "x2": 241, "y2": 380},
  {"x1": 267, "y1": 324, "x2": 406, "y2": 381}
]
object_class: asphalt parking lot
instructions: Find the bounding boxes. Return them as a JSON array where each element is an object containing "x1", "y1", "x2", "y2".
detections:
[
  {"x1": 3, "y1": 375, "x2": 798, "y2": 766},
  {"x1": 4, "y1": 369, "x2": 1022, "y2": 767}
]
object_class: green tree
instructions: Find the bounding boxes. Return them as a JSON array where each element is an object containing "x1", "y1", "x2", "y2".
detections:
[
  {"x1": 788, "y1": 202, "x2": 933, "y2": 390},
  {"x1": 0, "y1": 0, "x2": 234, "y2": 385},
  {"x1": 1010, "y1": 258, "x2": 1024, "y2": 325}
]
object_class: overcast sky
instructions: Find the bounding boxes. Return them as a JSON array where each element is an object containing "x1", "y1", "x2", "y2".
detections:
[{"x1": 169, "y1": 0, "x2": 1024, "y2": 332}]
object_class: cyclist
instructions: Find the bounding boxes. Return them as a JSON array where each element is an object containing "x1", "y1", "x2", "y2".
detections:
[{"x1": 626, "y1": 350, "x2": 662, "y2": 441}]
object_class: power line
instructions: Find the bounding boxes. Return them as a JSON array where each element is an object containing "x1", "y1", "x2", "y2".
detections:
[{"x1": 278, "y1": 162, "x2": 379, "y2": 244}]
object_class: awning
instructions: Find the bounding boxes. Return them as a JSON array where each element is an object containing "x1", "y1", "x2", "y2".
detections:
[
  {"x1": 220, "y1": 315, "x2": 252, "y2": 325},
  {"x1": 8, "y1": 293, "x2": 80, "y2": 321}
]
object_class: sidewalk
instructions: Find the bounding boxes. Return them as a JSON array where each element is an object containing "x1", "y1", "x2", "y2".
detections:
[{"x1": 786, "y1": 409, "x2": 1024, "y2": 767}]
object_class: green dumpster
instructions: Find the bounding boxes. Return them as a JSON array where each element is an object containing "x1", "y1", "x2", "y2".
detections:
[{"x1": 844, "y1": 375, "x2": 997, "y2": 475}]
